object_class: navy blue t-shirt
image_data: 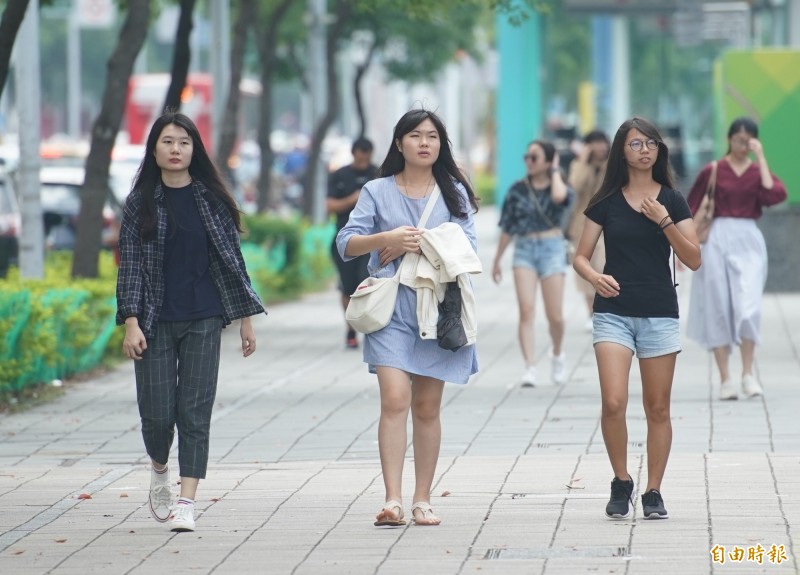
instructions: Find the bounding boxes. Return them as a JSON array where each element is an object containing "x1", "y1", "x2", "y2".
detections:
[
  {"x1": 585, "y1": 186, "x2": 692, "y2": 318},
  {"x1": 159, "y1": 183, "x2": 225, "y2": 321}
]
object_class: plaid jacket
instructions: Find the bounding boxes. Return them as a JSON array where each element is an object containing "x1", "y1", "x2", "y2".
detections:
[{"x1": 115, "y1": 181, "x2": 266, "y2": 339}]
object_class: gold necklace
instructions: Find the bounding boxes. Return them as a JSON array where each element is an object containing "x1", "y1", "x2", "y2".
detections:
[{"x1": 398, "y1": 174, "x2": 434, "y2": 198}]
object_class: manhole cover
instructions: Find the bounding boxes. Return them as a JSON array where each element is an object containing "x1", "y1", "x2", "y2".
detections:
[{"x1": 484, "y1": 546, "x2": 631, "y2": 560}]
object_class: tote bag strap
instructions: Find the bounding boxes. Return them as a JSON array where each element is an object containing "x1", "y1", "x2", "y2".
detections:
[{"x1": 706, "y1": 161, "x2": 718, "y2": 199}]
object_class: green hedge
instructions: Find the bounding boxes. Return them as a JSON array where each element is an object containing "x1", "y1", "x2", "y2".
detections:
[
  {"x1": 241, "y1": 214, "x2": 335, "y2": 302},
  {"x1": 0, "y1": 216, "x2": 336, "y2": 398},
  {"x1": 474, "y1": 171, "x2": 496, "y2": 207},
  {"x1": 0, "y1": 252, "x2": 121, "y2": 395}
]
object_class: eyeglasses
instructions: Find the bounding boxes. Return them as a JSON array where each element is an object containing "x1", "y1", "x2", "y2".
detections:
[
  {"x1": 523, "y1": 153, "x2": 539, "y2": 162},
  {"x1": 627, "y1": 139, "x2": 659, "y2": 152}
]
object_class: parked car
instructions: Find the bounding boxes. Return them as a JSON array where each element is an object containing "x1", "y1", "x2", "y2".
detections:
[
  {"x1": 40, "y1": 166, "x2": 119, "y2": 252},
  {"x1": 0, "y1": 167, "x2": 20, "y2": 277}
]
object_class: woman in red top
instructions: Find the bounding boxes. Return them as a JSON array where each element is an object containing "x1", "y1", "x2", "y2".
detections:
[{"x1": 686, "y1": 117, "x2": 787, "y2": 400}]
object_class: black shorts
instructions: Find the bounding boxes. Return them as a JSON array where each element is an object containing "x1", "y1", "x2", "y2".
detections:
[{"x1": 331, "y1": 240, "x2": 370, "y2": 295}]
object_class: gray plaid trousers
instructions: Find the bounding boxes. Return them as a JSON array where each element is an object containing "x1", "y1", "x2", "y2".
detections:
[{"x1": 134, "y1": 316, "x2": 223, "y2": 478}]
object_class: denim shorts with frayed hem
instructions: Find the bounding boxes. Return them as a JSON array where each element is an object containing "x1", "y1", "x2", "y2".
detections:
[
  {"x1": 592, "y1": 313, "x2": 681, "y2": 359},
  {"x1": 512, "y1": 236, "x2": 567, "y2": 279}
]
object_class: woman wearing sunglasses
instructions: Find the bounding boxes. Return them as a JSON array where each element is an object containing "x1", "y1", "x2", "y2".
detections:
[
  {"x1": 492, "y1": 139, "x2": 574, "y2": 387},
  {"x1": 573, "y1": 117, "x2": 701, "y2": 521}
]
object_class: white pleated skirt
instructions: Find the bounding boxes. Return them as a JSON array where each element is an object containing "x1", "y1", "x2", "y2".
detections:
[{"x1": 686, "y1": 217, "x2": 767, "y2": 350}]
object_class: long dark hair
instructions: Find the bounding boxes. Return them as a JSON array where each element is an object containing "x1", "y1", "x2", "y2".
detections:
[
  {"x1": 586, "y1": 117, "x2": 675, "y2": 212},
  {"x1": 726, "y1": 116, "x2": 759, "y2": 154},
  {"x1": 131, "y1": 110, "x2": 241, "y2": 240},
  {"x1": 378, "y1": 109, "x2": 478, "y2": 218}
]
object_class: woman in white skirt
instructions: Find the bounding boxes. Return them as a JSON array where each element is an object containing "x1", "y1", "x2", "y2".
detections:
[{"x1": 686, "y1": 117, "x2": 786, "y2": 400}]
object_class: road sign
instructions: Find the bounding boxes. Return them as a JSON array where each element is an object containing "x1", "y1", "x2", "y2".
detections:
[
  {"x1": 673, "y1": 3, "x2": 751, "y2": 48},
  {"x1": 564, "y1": 0, "x2": 749, "y2": 13},
  {"x1": 78, "y1": 0, "x2": 114, "y2": 28}
]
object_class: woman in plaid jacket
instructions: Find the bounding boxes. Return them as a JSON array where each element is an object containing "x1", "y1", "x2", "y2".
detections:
[{"x1": 116, "y1": 111, "x2": 265, "y2": 533}]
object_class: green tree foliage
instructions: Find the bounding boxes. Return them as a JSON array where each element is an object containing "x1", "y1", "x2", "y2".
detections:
[
  {"x1": 541, "y1": 2, "x2": 590, "y2": 114},
  {"x1": 629, "y1": 16, "x2": 722, "y2": 130}
]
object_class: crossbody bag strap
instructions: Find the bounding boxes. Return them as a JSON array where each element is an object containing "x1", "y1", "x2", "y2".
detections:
[
  {"x1": 417, "y1": 185, "x2": 441, "y2": 228},
  {"x1": 523, "y1": 179, "x2": 560, "y2": 231},
  {"x1": 394, "y1": 184, "x2": 441, "y2": 278}
]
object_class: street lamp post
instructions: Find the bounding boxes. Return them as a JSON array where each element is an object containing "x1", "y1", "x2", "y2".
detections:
[
  {"x1": 210, "y1": 0, "x2": 230, "y2": 155},
  {"x1": 308, "y1": 0, "x2": 327, "y2": 225},
  {"x1": 16, "y1": 0, "x2": 44, "y2": 279}
]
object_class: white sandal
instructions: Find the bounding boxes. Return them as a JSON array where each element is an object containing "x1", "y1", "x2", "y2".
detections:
[
  {"x1": 374, "y1": 500, "x2": 406, "y2": 527},
  {"x1": 411, "y1": 501, "x2": 441, "y2": 526}
]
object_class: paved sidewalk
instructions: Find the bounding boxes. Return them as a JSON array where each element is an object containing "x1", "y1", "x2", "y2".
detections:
[{"x1": 0, "y1": 207, "x2": 798, "y2": 575}]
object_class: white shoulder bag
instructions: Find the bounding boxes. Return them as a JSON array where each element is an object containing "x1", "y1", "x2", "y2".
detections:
[{"x1": 345, "y1": 185, "x2": 440, "y2": 334}]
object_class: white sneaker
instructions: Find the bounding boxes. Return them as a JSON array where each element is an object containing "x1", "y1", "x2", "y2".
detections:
[
  {"x1": 169, "y1": 502, "x2": 196, "y2": 532},
  {"x1": 520, "y1": 366, "x2": 537, "y2": 388},
  {"x1": 551, "y1": 351, "x2": 567, "y2": 384},
  {"x1": 148, "y1": 465, "x2": 172, "y2": 523},
  {"x1": 742, "y1": 374, "x2": 763, "y2": 398},
  {"x1": 719, "y1": 379, "x2": 739, "y2": 401}
]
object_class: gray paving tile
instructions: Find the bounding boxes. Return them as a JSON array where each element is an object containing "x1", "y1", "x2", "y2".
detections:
[{"x1": 1, "y1": 207, "x2": 799, "y2": 574}]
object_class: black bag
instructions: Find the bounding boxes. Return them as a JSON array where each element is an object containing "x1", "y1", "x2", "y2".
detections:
[{"x1": 437, "y1": 282, "x2": 468, "y2": 352}]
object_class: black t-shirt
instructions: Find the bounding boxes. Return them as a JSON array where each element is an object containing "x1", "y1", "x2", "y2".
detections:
[
  {"x1": 585, "y1": 187, "x2": 692, "y2": 318},
  {"x1": 327, "y1": 164, "x2": 378, "y2": 231},
  {"x1": 159, "y1": 183, "x2": 225, "y2": 322}
]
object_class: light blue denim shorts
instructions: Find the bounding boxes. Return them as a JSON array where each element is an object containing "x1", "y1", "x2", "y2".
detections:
[
  {"x1": 592, "y1": 313, "x2": 681, "y2": 358},
  {"x1": 512, "y1": 236, "x2": 567, "y2": 278}
]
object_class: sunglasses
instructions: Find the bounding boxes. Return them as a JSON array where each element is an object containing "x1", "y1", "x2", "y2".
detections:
[{"x1": 523, "y1": 153, "x2": 539, "y2": 162}]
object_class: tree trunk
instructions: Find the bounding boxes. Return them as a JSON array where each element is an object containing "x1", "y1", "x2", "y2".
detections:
[
  {"x1": 0, "y1": 0, "x2": 30, "y2": 100},
  {"x1": 216, "y1": 0, "x2": 256, "y2": 177},
  {"x1": 353, "y1": 37, "x2": 379, "y2": 139},
  {"x1": 255, "y1": 0, "x2": 296, "y2": 213},
  {"x1": 162, "y1": 0, "x2": 196, "y2": 112},
  {"x1": 302, "y1": 0, "x2": 352, "y2": 217},
  {"x1": 71, "y1": 0, "x2": 151, "y2": 279}
]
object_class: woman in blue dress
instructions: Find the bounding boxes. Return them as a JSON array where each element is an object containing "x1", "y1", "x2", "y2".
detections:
[{"x1": 336, "y1": 110, "x2": 479, "y2": 527}]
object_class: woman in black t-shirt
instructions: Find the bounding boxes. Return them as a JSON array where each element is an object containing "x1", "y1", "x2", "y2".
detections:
[{"x1": 573, "y1": 117, "x2": 701, "y2": 521}]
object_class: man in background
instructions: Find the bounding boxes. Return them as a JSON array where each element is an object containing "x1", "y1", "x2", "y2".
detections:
[{"x1": 326, "y1": 137, "x2": 378, "y2": 348}]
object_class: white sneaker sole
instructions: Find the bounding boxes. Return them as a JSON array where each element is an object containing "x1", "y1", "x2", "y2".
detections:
[{"x1": 149, "y1": 499, "x2": 171, "y2": 523}]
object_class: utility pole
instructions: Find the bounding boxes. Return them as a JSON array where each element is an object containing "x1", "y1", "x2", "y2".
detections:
[
  {"x1": 210, "y1": 0, "x2": 230, "y2": 154},
  {"x1": 67, "y1": 2, "x2": 81, "y2": 139},
  {"x1": 16, "y1": 0, "x2": 44, "y2": 279},
  {"x1": 308, "y1": 0, "x2": 327, "y2": 224},
  {"x1": 609, "y1": 16, "x2": 630, "y2": 132},
  {"x1": 789, "y1": 0, "x2": 800, "y2": 46}
]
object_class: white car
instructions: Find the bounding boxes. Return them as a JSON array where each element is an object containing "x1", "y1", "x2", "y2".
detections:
[{"x1": 39, "y1": 166, "x2": 119, "y2": 251}]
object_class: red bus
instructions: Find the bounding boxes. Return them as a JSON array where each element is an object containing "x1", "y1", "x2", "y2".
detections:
[{"x1": 125, "y1": 72, "x2": 261, "y2": 148}]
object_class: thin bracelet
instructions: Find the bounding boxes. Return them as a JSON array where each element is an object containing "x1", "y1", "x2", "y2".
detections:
[
  {"x1": 659, "y1": 215, "x2": 670, "y2": 227},
  {"x1": 660, "y1": 221, "x2": 674, "y2": 230}
]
